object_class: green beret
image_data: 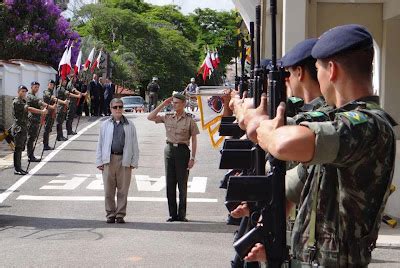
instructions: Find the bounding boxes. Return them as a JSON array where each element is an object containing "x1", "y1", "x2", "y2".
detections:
[{"x1": 173, "y1": 93, "x2": 186, "y2": 101}]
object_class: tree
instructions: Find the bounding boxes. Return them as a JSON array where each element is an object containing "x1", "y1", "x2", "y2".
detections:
[{"x1": 1, "y1": 0, "x2": 81, "y2": 67}]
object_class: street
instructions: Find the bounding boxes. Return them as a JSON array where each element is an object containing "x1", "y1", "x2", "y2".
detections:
[{"x1": 0, "y1": 113, "x2": 399, "y2": 267}]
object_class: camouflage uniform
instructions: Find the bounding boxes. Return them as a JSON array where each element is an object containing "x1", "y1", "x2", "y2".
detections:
[
  {"x1": 65, "y1": 81, "x2": 78, "y2": 135},
  {"x1": 42, "y1": 87, "x2": 56, "y2": 148},
  {"x1": 26, "y1": 92, "x2": 44, "y2": 159},
  {"x1": 55, "y1": 84, "x2": 70, "y2": 140},
  {"x1": 288, "y1": 96, "x2": 396, "y2": 267},
  {"x1": 12, "y1": 97, "x2": 28, "y2": 172}
]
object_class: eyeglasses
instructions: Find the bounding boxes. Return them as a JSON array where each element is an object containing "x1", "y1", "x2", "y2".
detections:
[{"x1": 112, "y1": 105, "x2": 123, "y2": 110}]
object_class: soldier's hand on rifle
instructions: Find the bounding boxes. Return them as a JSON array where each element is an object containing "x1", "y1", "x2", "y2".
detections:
[
  {"x1": 245, "y1": 94, "x2": 269, "y2": 142},
  {"x1": 256, "y1": 102, "x2": 286, "y2": 151},
  {"x1": 244, "y1": 243, "x2": 267, "y2": 262},
  {"x1": 230, "y1": 202, "x2": 250, "y2": 218},
  {"x1": 65, "y1": 99, "x2": 70, "y2": 106}
]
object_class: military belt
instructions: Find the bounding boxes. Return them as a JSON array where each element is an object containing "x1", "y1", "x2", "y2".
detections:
[{"x1": 166, "y1": 141, "x2": 187, "y2": 147}]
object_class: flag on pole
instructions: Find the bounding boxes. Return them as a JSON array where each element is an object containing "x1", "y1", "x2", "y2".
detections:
[
  {"x1": 59, "y1": 40, "x2": 72, "y2": 80},
  {"x1": 84, "y1": 48, "x2": 95, "y2": 71},
  {"x1": 91, "y1": 50, "x2": 102, "y2": 73},
  {"x1": 74, "y1": 50, "x2": 82, "y2": 75}
]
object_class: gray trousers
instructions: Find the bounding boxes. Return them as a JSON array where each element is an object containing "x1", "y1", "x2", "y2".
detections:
[{"x1": 102, "y1": 154, "x2": 132, "y2": 219}]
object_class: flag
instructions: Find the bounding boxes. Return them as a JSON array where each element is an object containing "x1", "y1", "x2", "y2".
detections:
[
  {"x1": 196, "y1": 90, "x2": 226, "y2": 148},
  {"x1": 84, "y1": 48, "x2": 95, "y2": 71},
  {"x1": 215, "y1": 50, "x2": 221, "y2": 65},
  {"x1": 91, "y1": 50, "x2": 102, "y2": 73},
  {"x1": 58, "y1": 41, "x2": 72, "y2": 80},
  {"x1": 74, "y1": 50, "x2": 82, "y2": 75},
  {"x1": 211, "y1": 51, "x2": 217, "y2": 68}
]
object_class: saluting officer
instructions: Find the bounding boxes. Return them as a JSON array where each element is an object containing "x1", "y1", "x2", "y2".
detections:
[
  {"x1": 147, "y1": 93, "x2": 200, "y2": 222},
  {"x1": 26, "y1": 81, "x2": 48, "y2": 162},
  {"x1": 12, "y1": 85, "x2": 29, "y2": 175}
]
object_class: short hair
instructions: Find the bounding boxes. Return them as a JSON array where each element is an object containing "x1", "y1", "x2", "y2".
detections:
[
  {"x1": 319, "y1": 46, "x2": 374, "y2": 81},
  {"x1": 110, "y1": 98, "x2": 123, "y2": 107},
  {"x1": 293, "y1": 57, "x2": 318, "y2": 83}
]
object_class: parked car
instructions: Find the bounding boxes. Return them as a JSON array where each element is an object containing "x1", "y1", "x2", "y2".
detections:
[{"x1": 121, "y1": 96, "x2": 145, "y2": 113}]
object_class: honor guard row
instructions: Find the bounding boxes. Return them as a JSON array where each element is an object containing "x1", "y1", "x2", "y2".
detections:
[{"x1": 11, "y1": 77, "x2": 86, "y2": 175}]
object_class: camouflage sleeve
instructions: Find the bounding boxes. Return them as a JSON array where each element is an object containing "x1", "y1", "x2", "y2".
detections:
[
  {"x1": 285, "y1": 164, "x2": 306, "y2": 204},
  {"x1": 26, "y1": 94, "x2": 33, "y2": 107},
  {"x1": 300, "y1": 111, "x2": 377, "y2": 166}
]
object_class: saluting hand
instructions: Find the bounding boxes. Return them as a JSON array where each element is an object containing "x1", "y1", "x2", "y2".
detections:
[{"x1": 163, "y1": 97, "x2": 173, "y2": 106}]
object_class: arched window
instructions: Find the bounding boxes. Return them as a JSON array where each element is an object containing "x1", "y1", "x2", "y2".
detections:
[{"x1": 373, "y1": 40, "x2": 380, "y2": 96}]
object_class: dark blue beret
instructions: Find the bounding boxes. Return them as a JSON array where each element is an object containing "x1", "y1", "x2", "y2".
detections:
[
  {"x1": 31, "y1": 81, "x2": 40, "y2": 86},
  {"x1": 48, "y1": 79, "x2": 55, "y2": 84},
  {"x1": 281, "y1": 38, "x2": 318, "y2": 67},
  {"x1": 312, "y1": 24, "x2": 373, "y2": 59}
]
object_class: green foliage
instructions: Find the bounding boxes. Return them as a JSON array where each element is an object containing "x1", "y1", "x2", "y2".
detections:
[{"x1": 73, "y1": 2, "x2": 237, "y2": 96}]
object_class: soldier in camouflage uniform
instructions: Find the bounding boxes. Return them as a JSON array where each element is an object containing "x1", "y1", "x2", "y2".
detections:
[
  {"x1": 26, "y1": 81, "x2": 49, "y2": 162},
  {"x1": 246, "y1": 25, "x2": 396, "y2": 267},
  {"x1": 12, "y1": 85, "x2": 29, "y2": 175},
  {"x1": 65, "y1": 75, "x2": 84, "y2": 136},
  {"x1": 42, "y1": 80, "x2": 59, "y2": 151},
  {"x1": 55, "y1": 78, "x2": 80, "y2": 141}
]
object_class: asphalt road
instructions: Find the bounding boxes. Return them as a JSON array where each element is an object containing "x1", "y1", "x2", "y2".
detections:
[{"x1": 0, "y1": 113, "x2": 399, "y2": 267}]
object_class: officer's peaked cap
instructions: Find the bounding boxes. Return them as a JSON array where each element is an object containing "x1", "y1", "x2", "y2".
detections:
[
  {"x1": 172, "y1": 92, "x2": 186, "y2": 101},
  {"x1": 311, "y1": 24, "x2": 373, "y2": 59},
  {"x1": 281, "y1": 38, "x2": 318, "y2": 67}
]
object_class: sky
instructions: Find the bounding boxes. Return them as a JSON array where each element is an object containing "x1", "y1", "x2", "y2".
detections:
[{"x1": 143, "y1": 0, "x2": 235, "y2": 14}]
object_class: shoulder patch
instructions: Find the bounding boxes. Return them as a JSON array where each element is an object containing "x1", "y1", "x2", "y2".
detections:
[
  {"x1": 338, "y1": 111, "x2": 368, "y2": 125},
  {"x1": 306, "y1": 111, "x2": 325, "y2": 118},
  {"x1": 288, "y1": 96, "x2": 303, "y2": 104}
]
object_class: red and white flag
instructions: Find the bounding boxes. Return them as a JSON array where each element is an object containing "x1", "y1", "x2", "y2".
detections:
[
  {"x1": 90, "y1": 50, "x2": 102, "y2": 73},
  {"x1": 59, "y1": 41, "x2": 72, "y2": 80},
  {"x1": 215, "y1": 50, "x2": 221, "y2": 65},
  {"x1": 211, "y1": 51, "x2": 217, "y2": 68},
  {"x1": 74, "y1": 50, "x2": 82, "y2": 75},
  {"x1": 84, "y1": 48, "x2": 95, "y2": 71}
]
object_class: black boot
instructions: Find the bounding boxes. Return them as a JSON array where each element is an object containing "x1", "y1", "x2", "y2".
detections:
[
  {"x1": 43, "y1": 133, "x2": 52, "y2": 150},
  {"x1": 56, "y1": 124, "x2": 67, "y2": 141},
  {"x1": 14, "y1": 151, "x2": 27, "y2": 175},
  {"x1": 66, "y1": 120, "x2": 76, "y2": 135}
]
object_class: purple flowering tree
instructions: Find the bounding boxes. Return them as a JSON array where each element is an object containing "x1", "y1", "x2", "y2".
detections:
[{"x1": 1, "y1": 0, "x2": 81, "y2": 68}]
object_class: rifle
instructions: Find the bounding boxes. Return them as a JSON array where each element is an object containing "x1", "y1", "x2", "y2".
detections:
[
  {"x1": 239, "y1": 38, "x2": 248, "y2": 98},
  {"x1": 225, "y1": 2, "x2": 289, "y2": 267}
]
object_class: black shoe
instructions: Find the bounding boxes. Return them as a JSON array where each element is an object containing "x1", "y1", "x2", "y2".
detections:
[
  {"x1": 29, "y1": 156, "x2": 41, "y2": 162},
  {"x1": 14, "y1": 169, "x2": 27, "y2": 175},
  {"x1": 61, "y1": 136, "x2": 68, "y2": 141},
  {"x1": 106, "y1": 216, "x2": 116, "y2": 223},
  {"x1": 178, "y1": 217, "x2": 188, "y2": 222},
  {"x1": 67, "y1": 132, "x2": 77, "y2": 135},
  {"x1": 43, "y1": 145, "x2": 53, "y2": 151},
  {"x1": 116, "y1": 217, "x2": 125, "y2": 224},
  {"x1": 166, "y1": 217, "x2": 178, "y2": 222}
]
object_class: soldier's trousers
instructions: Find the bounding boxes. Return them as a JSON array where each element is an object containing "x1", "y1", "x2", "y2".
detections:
[
  {"x1": 56, "y1": 110, "x2": 66, "y2": 138},
  {"x1": 164, "y1": 143, "x2": 190, "y2": 218},
  {"x1": 149, "y1": 92, "x2": 158, "y2": 112},
  {"x1": 27, "y1": 121, "x2": 40, "y2": 158},
  {"x1": 66, "y1": 103, "x2": 77, "y2": 134},
  {"x1": 13, "y1": 128, "x2": 27, "y2": 171},
  {"x1": 43, "y1": 116, "x2": 54, "y2": 147}
]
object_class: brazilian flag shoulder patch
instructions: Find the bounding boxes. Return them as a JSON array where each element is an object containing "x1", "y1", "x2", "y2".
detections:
[
  {"x1": 306, "y1": 111, "x2": 325, "y2": 118},
  {"x1": 338, "y1": 111, "x2": 368, "y2": 125},
  {"x1": 288, "y1": 96, "x2": 303, "y2": 104}
]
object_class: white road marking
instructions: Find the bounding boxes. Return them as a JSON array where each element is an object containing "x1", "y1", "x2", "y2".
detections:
[
  {"x1": 188, "y1": 177, "x2": 207, "y2": 193},
  {"x1": 136, "y1": 175, "x2": 166, "y2": 191},
  {"x1": 17, "y1": 195, "x2": 218, "y2": 203},
  {"x1": 0, "y1": 119, "x2": 101, "y2": 203},
  {"x1": 40, "y1": 175, "x2": 89, "y2": 190}
]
